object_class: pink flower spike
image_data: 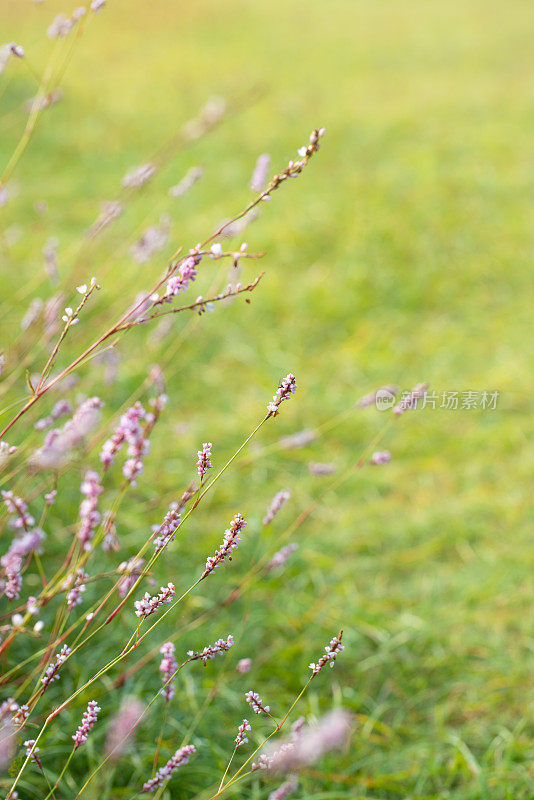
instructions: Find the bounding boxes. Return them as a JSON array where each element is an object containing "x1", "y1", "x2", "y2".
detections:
[
  {"x1": 187, "y1": 634, "x2": 233, "y2": 665},
  {"x1": 235, "y1": 718, "x2": 251, "y2": 747},
  {"x1": 245, "y1": 690, "x2": 270, "y2": 715},
  {"x1": 309, "y1": 631, "x2": 344, "y2": 677},
  {"x1": 141, "y1": 744, "x2": 196, "y2": 792},
  {"x1": 196, "y1": 442, "x2": 212, "y2": 480},
  {"x1": 134, "y1": 583, "x2": 175, "y2": 619},
  {"x1": 267, "y1": 374, "x2": 297, "y2": 418},
  {"x1": 263, "y1": 489, "x2": 291, "y2": 526},
  {"x1": 159, "y1": 642, "x2": 178, "y2": 703},
  {"x1": 201, "y1": 514, "x2": 246, "y2": 579},
  {"x1": 73, "y1": 701, "x2": 100, "y2": 749}
]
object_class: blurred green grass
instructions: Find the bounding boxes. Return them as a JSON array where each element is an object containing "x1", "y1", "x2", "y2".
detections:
[{"x1": 1, "y1": 0, "x2": 533, "y2": 797}]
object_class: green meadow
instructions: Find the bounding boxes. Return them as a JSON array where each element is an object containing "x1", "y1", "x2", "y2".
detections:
[{"x1": 0, "y1": 1, "x2": 533, "y2": 797}]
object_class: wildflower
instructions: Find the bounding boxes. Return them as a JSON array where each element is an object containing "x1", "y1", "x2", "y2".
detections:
[
  {"x1": 308, "y1": 461, "x2": 336, "y2": 476},
  {"x1": 252, "y1": 742, "x2": 295, "y2": 771},
  {"x1": 134, "y1": 583, "x2": 175, "y2": 619},
  {"x1": 43, "y1": 237, "x2": 59, "y2": 284},
  {"x1": 4, "y1": 567, "x2": 22, "y2": 600},
  {"x1": 235, "y1": 718, "x2": 251, "y2": 747},
  {"x1": 393, "y1": 382, "x2": 429, "y2": 416},
  {"x1": 291, "y1": 717, "x2": 306, "y2": 739},
  {"x1": 309, "y1": 631, "x2": 344, "y2": 677},
  {"x1": 254, "y1": 709, "x2": 350, "y2": 773},
  {"x1": 263, "y1": 489, "x2": 291, "y2": 526},
  {"x1": 86, "y1": 200, "x2": 123, "y2": 238},
  {"x1": 187, "y1": 634, "x2": 233, "y2": 665},
  {"x1": 78, "y1": 471, "x2": 103, "y2": 551},
  {"x1": 34, "y1": 621, "x2": 44, "y2": 633},
  {"x1": 117, "y1": 556, "x2": 145, "y2": 597},
  {"x1": 91, "y1": 0, "x2": 106, "y2": 10},
  {"x1": 47, "y1": 14, "x2": 73, "y2": 39},
  {"x1": 370, "y1": 450, "x2": 391, "y2": 465},
  {"x1": 159, "y1": 642, "x2": 178, "y2": 702},
  {"x1": 250, "y1": 153, "x2": 271, "y2": 192},
  {"x1": 41, "y1": 644, "x2": 71, "y2": 690},
  {"x1": 45, "y1": 490, "x2": 57, "y2": 506},
  {"x1": 236, "y1": 658, "x2": 251, "y2": 674},
  {"x1": 35, "y1": 398, "x2": 72, "y2": 432},
  {"x1": 9, "y1": 42, "x2": 24, "y2": 58},
  {"x1": 245, "y1": 691, "x2": 270, "y2": 715},
  {"x1": 201, "y1": 513, "x2": 247, "y2": 579},
  {"x1": 210, "y1": 242, "x2": 223, "y2": 258},
  {"x1": 131, "y1": 215, "x2": 170, "y2": 264},
  {"x1": 104, "y1": 696, "x2": 144, "y2": 761},
  {"x1": 141, "y1": 744, "x2": 196, "y2": 792},
  {"x1": 121, "y1": 162, "x2": 156, "y2": 189},
  {"x1": 269, "y1": 775, "x2": 299, "y2": 800},
  {"x1": 11, "y1": 614, "x2": 24, "y2": 627},
  {"x1": 279, "y1": 428, "x2": 317, "y2": 450},
  {"x1": 266, "y1": 543, "x2": 298, "y2": 571},
  {"x1": 153, "y1": 505, "x2": 181, "y2": 555},
  {"x1": 169, "y1": 166, "x2": 203, "y2": 198},
  {"x1": 32, "y1": 397, "x2": 103, "y2": 469},
  {"x1": 267, "y1": 374, "x2": 297, "y2": 418},
  {"x1": 26, "y1": 596, "x2": 39, "y2": 615},
  {"x1": 164, "y1": 253, "x2": 201, "y2": 299},
  {"x1": 196, "y1": 442, "x2": 212, "y2": 480},
  {"x1": 24, "y1": 739, "x2": 42, "y2": 769},
  {"x1": 2, "y1": 490, "x2": 35, "y2": 530},
  {"x1": 73, "y1": 701, "x2": 100, "y2": 749},
  {"x1": 64, "y1": 568, "x2": 88, "y2": 609}
]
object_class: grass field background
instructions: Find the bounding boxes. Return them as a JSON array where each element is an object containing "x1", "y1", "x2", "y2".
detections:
[{"x1": 1, "y1": 1, "x2": 533, "y2": 798}]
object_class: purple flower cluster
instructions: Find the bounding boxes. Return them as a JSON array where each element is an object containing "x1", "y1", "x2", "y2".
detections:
[
  {"x1": 245, "y1": 691, "x2": 270, "y2": 715},
  {"x1": 370, "y1": 450, "x2": 391, "y2": 465},
  {"x1": 196, "y1": 442, "x2": 212, "y2": 480},
  {"x1": 235, "y1": 718, "x2": 251, "y2": 747},
  {"x1": 201, "y1": 513, "x2": 247, "y2": 579},
  {"x1": 41, "y1": 644, "x2": 71, "y2": 690},
  {"x1": 134, "y1": 583, "x2": 175, "y2": 619},
  {"x1": 117, "y1": 556, "x2": 145, "y2": 598},
  {"x1": 153, "y1": 505, "x2": 181, "y2": 555},
  {"x1": 266, "y1": 543, "x2": 298, "y2": 572},
  {"x1": 78, "y1": 471, "x2": 103, "y2": 551},
  {"x1": 34, "y1": 398, "x2": 72, "y2": 432},
  {"x1": 236, "y1": 658, "x2": 251, "y2": 674},
  {"x1": 187, "y1": 634, "x2": 234, "y2": 665},
  {"x1": 1, "y1": 526, "x2": 45, "y2": 600},
  {"x1": 100, "y1": 401, "x2": 152, "y2": 485},
  {"x1": 122, "y1": 162, "x2": 156, "y2": 189},
  {"x1": 164, "y1": 252, "x2": 202, "y2": 300},
  {"x1": 267, "y1": 374, "x2": 297, "y2": 418},
  {"x1": 159, "y1": 642, "x2": 178, "y2": 702},
  {"x1": 32, "y1": 397, "x2": 104, "y2": 469},
  {"x1": 269, "y1": 775, "x2": 299, "y2": 800},
  {"x1": 64, "y1": 568, "x2": 88, "y2": 609},
  {"x1": 73, "y1": 701, "x2": 100, "y2": 749},
  {"x1": 263, "y1": 489, "x2": 291, "y2": 526},
  {"x1": 24, "y1": 739, "x2": 42, "y2": 769},
  {"x1": 141, "y1": 744, "x2": 196, "y2": 793},
  {"x1": 2, "y1": 490, "x2": 35, "y2": 530},
  {"x1": 309, "y1": 632, "x2": 344, "y2": 677}
]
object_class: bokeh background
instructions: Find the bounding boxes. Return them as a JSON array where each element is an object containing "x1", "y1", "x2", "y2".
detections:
[{"x1": 1, "y1": 1, "x2": 533, "y2": 797}]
